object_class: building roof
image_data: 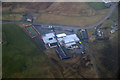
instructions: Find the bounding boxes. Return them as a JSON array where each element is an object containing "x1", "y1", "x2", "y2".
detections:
[
  {"x1": 56, "y1": 45, "x2": 70, "y2": 60},
  {"x1": 56, "y1": 33, "x2": 66, "y2": 38},
  {"x1": 57, "y1": 37, "x2": 64, "y2": 45},
  {"x1": 103, "y1": 0, "x2": 111, "y2": 3},
  {"x1": 110, "y1": 29, "x2": 115, "y2": 33},
  {"x1": 42, "y1": 33, "x2": 57, "y2": 44},
  {"x1": 81, "y1": 29, "x2": 88, "y2": 39},
  {"x1": 65, "y1": 42, "x2": 76, "y2": 47},
  {"x1": 63, "y1": 34, "x2": 79, "y2": 44}
]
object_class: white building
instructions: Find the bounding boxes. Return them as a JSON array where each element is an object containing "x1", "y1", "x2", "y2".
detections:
[
  {"x1": 27, "y1": 18, "x2": 32, "y2": 22},
  {"x1": 63, "y1": 34, "x2": 80, "y2": 48},
  {"x1": 42, "y1": 33, "x2": 80, "y2": 48},
  {"x1": 56, "y1": 33, "x2": 66, "y2": 38},
  {"x1": 110, "y1": 29, "x2": 115, "y2": 34},
  {"x1": 103, "y1": 0, "x2": 111, "y2": 3},
  {"x1": 56, "y1": 33, "x2": 80, "y2": 47},
  {"x1": 56, "y1": 33, "x2": 67, "y2": 45},
  {"x1": 42, "y1": 33, "x2": 57, "y2": 48}
]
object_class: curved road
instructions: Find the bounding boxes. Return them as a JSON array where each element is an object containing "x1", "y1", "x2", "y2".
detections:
[{"x1": 85, "y1": 2, "x2": 118, "y2": 29}]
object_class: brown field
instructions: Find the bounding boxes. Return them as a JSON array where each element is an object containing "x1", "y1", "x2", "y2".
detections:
[
  {"x1": 44, "y1": 48, "x2": 98, "y2": 78},
  {"x1": 2, "y1": 2, "x2": 110, "y2": 27},
  {"x1": 34, "y1": 2, "x2": 110, "y2": 27},
  {"x1": 85, "y1": 32, "x2": 118, "y2": 78},
  {"x1": 2, "y1": 2, "x2": 53, "y2": 11},
  {"x1": 35, "y1": 10, "x2": 109, "y2": 27}
]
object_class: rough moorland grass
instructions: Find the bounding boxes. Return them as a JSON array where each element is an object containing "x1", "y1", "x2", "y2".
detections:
[
  {"x1": 0, "y1": 44, "x2": 1, "y2": 79},
  {"x1": 2, "y1": 23, "x2": 50, "y2": 78},
  {"x1": 110, "y1": 7, "x2": 118, "y2": 22},
  {"x1": 2, "y1": 3, "x2": 110, "y2": 27},
  {"x1": 2, "y1": 13, "x2": 22, "y2": 21},
  {"x1": 35, "y1": 11, "x2": 108, "y2": 27},
  {"x1": 86, "y1": 36, "x2": 118, "y2": 78},
  {"x1": 87, "y1": 2, "x2": 106, "y2": 10}
]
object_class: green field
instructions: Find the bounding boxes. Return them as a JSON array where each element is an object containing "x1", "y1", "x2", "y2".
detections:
[
  {"x1": 0, "y1": 44, "x2": 1, "y2": 79},
  {"x1": 110, "y1": 6, "x2": 118, "y2": 22},
  {"x1": 2, "y1": 23, "x2": 61, "y2": 78},
  {"x1": 2, "y1": 23, "x2": 98, "y2": 78},
  {"x1": 26, "y1": 27, "x2": 37, "y2": 35},
  {"x1": 85, "y1": 34, "x2": 118, "y2": 78},
  {"x1": 87, "y1": 2, "x2": 106, "y2": 10}
]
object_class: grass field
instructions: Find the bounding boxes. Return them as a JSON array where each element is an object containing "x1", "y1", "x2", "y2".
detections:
[
  {"x1": 34, "y1": 2, "x2": 110, "y2": 27},
  {"x1": 35, "y1": 9, "x2": 109, "y2": 27},
  {"x1": 2, "y1": 23, "x2": 63, "y2": 78},
  {"x1": 2, "y1": 23, "x2": 98, "y2": 78},
  {"x1": 110, "y1": 6, "x2": 118, "y2": 22},
  {"x1": 0, "y1": 44, "x2": 1, "y2": 79},
  {"x1": 0, "y1": 16, "x2": 2, "y2": 79},
  {"x1": 87, "y1": 2, "x2": 106, "y2": 10},
  {"x1": 2, "y1": 13, "x2": 22, "y2": 21},
  {"x1": 26, "y1": 27, "x2": 37, "y2": 35},
  {"x1": 85, "y1": 34, "x2": 118, "y2": 78},
  {"x1": 2, "y1": 2, "x2": 110, "y2": 27}
]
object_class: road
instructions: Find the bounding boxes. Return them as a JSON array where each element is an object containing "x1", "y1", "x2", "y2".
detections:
[{"x1": 85, "y1": 2, "x2": 118, "y2": 29}]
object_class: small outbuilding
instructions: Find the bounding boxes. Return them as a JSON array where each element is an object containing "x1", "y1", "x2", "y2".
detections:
[
  {"x1": 80, "y1": 29, "x2": 88, "y2": 42},
  {"x1": 25, "y1": 12, "x2": 34, "y2": 22}
]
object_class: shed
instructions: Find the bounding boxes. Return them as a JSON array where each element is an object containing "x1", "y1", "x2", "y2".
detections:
[{"x1": 80, "y1": 29, "x2": 88, "y2": 42}]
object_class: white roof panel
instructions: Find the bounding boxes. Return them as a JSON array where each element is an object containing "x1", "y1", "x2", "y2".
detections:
[
  {"x1": 63, "y1": 34, "x2": 79, "y2": 43},
  {"x1": 65, "y1": 42, "x2": 76, "y2": 47},
  {"x1": 56, "y1": 33, "x2": 66, "y2": 38},
  {"x1": 45, "y1": 33, "x2": 55, "y2": 38},
  {"x1": 42, "y1": 33, "x2": 57, "y2": 44}
]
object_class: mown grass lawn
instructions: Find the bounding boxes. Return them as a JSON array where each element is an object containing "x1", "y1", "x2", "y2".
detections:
[{"x1": 2, "y1": 23, "x2": 55, "y2": 78}]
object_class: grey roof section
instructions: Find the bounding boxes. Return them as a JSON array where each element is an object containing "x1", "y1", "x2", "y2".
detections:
[
  {"x1": 65, "y1": 42, "x2": 76, "y2": 47},
  {"x1": 56, "y1": 45, "x2": 70, "y2": 60},
  {"x1": 26, "y1": 12, "x2": 34, "y2": 19},
  {"x1": 81, "y1": 29, "x2": 88, "y2": 42}
]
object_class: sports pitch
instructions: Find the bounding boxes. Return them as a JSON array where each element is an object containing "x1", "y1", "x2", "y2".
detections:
[{"x1": 25, "y1": 25, "x2": 39, "y2": 38}]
